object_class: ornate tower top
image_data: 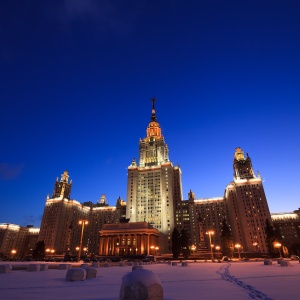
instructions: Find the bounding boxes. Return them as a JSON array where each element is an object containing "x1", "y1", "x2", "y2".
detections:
[
  {"x1": 188, "y1": 189, "x2": 196, "y2": 201},
  {"x1": 234, "y1": 147, "x2": 245, "y2": 161},
  {"x1": 61, "y1": 171, "x2": 69, "y2": 182},
  {"x1": 137, "y1": 98, "x2": 170, "y2": 167},
  {"x1": 52, "y1": 171, "x2": 72, "y2": 199},
  {"x1": 145, "y1": 97, "x2": 162, "y2": 142},
  {"x1": 233, "y1": 147, "x2": 255, "y2": 180}
]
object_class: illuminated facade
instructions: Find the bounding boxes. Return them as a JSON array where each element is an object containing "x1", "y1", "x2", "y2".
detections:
[
  {"x1": 37, "y1": 101, "x2": 275, "y2": 257},
  {"x1": 126, "y1": 98, "x2": 183, "y2": 253},
  {"x1": 0, "y1": 223, "x2": 39, "y2": 259},
  {"x1": 174, "y1": 147, "x2": 272, "y2": 254},
  {"x1": 224, "y1": 147, "x2": 272, "y2": 252},
  {"x1": 125, "y1": 100, "x2": 273, "y2": 255},
  {"x1": 271, "y1": 210, "x2": 300, "y2": 252},
  {"x1": 38, "y1": 172, "x2": 126, "y2": 256},
  {"x1": 99, "y1": 222, "x2": 159, "y2": 256}
]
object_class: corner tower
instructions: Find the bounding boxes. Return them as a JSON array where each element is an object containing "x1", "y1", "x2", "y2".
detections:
[
  {"x1": 126, "y1": 98, "x2": 183, "y2": 253},
  {"x1": 225, "y1": 147, "x2": 272, "y2": 253}
]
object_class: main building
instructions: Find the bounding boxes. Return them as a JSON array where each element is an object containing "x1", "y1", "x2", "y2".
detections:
[{"x1": 38, "y1": 99, "x2": 273, "y2": 257}]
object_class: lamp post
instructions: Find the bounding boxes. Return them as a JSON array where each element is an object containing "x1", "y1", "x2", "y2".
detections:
[
  {"x1": 191, "y1": 245, "x2": 196, "y2": 253},
  {"x1": 83, "y1": 247, "x2": 87, "y2": 256},
  {"x1": 253, "y1": 242, "x2": 258, "y2": 255},
  {"x1": 274, "y1": 242, "x2": 282, "y2": 259},
  {"x1": 78, "y1": 220, "x2": 88, "y2": 261},
  {"x1": 150, "y1": 245, "x2": 155, "y2": 255},
  {"x1": 155, "y1": 246, "x2": 159, "y2": 256},
  {"x1": 46, "y1": 248, "x2": 55, "y2": 259},
  {"x1": 215, "y1": 246, "x2": 220, "y2": 258},
  {"x1": 235, "y1": 244, "x2": 241, "y2": 259},
  {"x1": 51, "y1": 249, "x2": 55, "y2": 258},
  {"x1": 11, "y1": 249, "x2": 17, "y2": 260},
  {"x1": 206, "y1": 230, "x2": 214, "y2": 260}
]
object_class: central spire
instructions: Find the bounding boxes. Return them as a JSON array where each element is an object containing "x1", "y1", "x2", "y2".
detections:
[
  {"x1": 146, "y1": 97, "x2": 161, "y2": 140},
  {"x1": 137, "y1": 98, "x2": 169, "y2": 167},
  {"x1": 151, "y1": 97, "x2": 157, "y2": 122}
]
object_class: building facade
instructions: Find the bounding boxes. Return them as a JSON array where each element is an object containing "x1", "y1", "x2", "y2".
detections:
[
  {"x1": 224, "y1": 147, "x2": 272, "y2": 253},
  {"x1": 125, "y1": 100, "x2": 272, "y2": 255},
  {"x1": 126, "y1": 98, "x2": 183, "y2": 253},
  {"x1": 174, "y1": 147, "x2": 272, "y2": 254},
  {"x1": 271, "y1": 210, "x2": 300, "y2": 255},
  {"x1": 37, "y1": 99, "x2": 276, "y2": 257},
  {"x1": 38, "y1": 171, "x2": 126, "y2": 257},
  {"x1": 0, "y1": 223, "x2": 39, "y2": 259},
  {"x1": 99, "y1": 222, "x2": 160, "y2": 256}
]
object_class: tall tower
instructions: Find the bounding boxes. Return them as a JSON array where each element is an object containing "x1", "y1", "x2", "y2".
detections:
[
  {"x1": 126, "y1": 98, "x2": 183, "y2": 253},
  {"x1": 225, "y1": 147, "x2": 272, "y2": 253}
]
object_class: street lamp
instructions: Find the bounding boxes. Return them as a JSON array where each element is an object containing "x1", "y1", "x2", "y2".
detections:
[
  {"x1": 155, "y1": 246, "x2": 159, "y2": 255},
  {"x1": 235, "y1": 244, "x2": 241, "y2": 259},
  {"x1": 46, "y1": 248, "x2": 55, "y2": 259},
  {"x1": 191, "y1": 245, "x2": 196, "y2": 253},
  {"x1": 150, "y1": 245, "x2": 155, "y2": 255},
  {"x1": 274, "y1": 242, "x2": 282, "y2": 259},
  {"x1": 215, "y1": 245, "x2": 220, "y2": 257},
  {"x1": 78, "y1": 220, "x2": 88, "y2": 261},
  {"x1": 206, "y1": 230, "x2": 214, "y2": 260},
  {"x1": 11, "y1": 249, "x2": 17, "y2": 260},
  {"x1": 253, "y1": 242, "x2": 258, "y2": 254}
]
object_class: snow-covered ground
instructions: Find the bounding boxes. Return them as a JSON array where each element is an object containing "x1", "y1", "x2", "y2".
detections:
[{"x1": 1, "y1": 260, "x2": 300, "y2": 300}]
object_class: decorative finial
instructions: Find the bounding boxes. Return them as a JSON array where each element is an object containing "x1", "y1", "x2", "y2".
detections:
[
  {"x1": 150, "y1": 97, "x2": 157, "y2": 121},
  {"x1": 151, "y1": 97, "x2": 156, "y2": 107}
]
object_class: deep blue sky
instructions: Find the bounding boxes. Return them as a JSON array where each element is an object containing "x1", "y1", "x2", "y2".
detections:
[{"x1": 1, "y1": 0, "x2": 300, "y2": 227}]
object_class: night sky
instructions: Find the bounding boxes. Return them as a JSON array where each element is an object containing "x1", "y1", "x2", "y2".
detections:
[{"x1": 1, "y1": 0, "x2": 300, "y2": 227}]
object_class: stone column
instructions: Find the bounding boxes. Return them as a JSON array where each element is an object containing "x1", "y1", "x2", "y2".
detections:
[
  {"x1": 104, "y1": 236, "x2": 109, "y2": 255},
  {"x1": 99, "y1": 236, "x2": 104, "y2": 256},
  {"x1": 112, "y1": 236, "x2": 115, "y2": 255},
  {"x1": 147, "y1": 234, "x2": 150, "y2": 255},
  {"x1": 140, "y1": 234, "x2": 144, "y2": 255},
  {"x1": 119, "y1": 234, "x2": 123, "y2": 255},
  {"x1": 108, "y1": 236, "x2": 112, "y2": 255},
  {"x1": 134, "y1": 234, "x2": 137, "y2": 254}
]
